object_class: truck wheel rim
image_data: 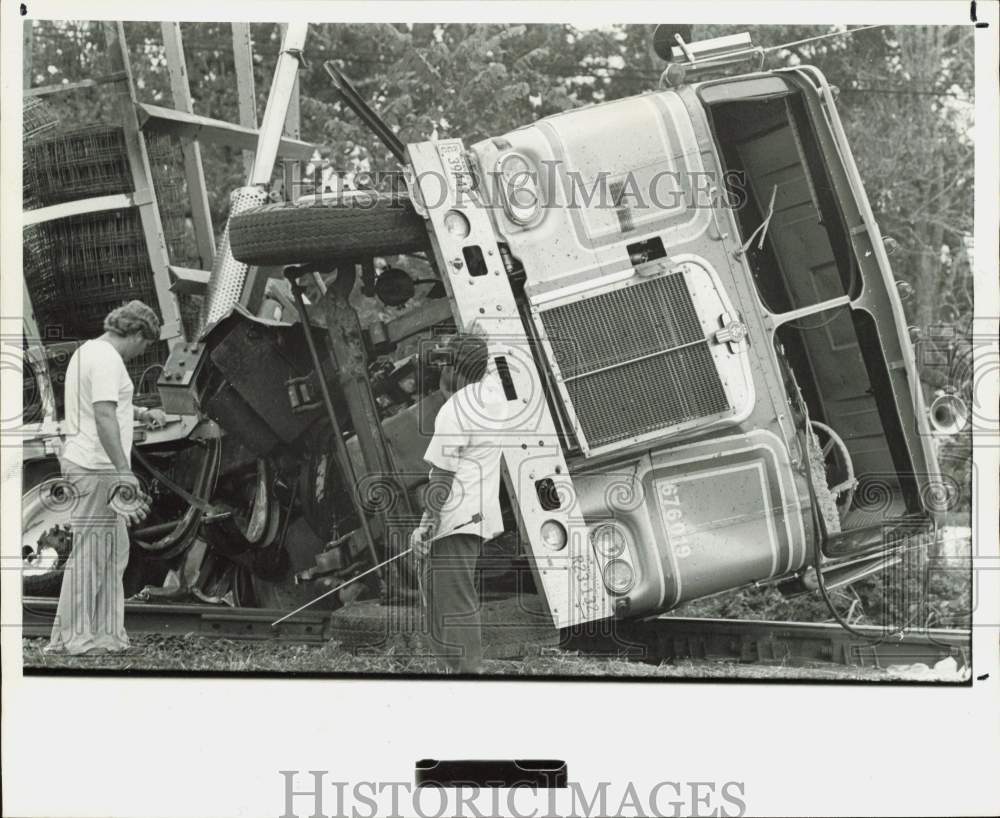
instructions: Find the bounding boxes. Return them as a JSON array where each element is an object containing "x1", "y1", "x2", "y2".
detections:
[{"x1": 22, "y1": 481, "x2": 73, "y2": 581}]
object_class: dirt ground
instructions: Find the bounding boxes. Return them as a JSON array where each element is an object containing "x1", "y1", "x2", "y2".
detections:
[{"x1": 22, "y1": 634, "x2": 916, "y2": 681}]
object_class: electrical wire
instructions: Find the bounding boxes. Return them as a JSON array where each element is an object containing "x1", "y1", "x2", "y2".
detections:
[
  {"x1": 764, "y1": 25, "x2": 886, "y2": 54},
  {"x1": 137, "y1": 363, "x2": 164, "y2": 394}
]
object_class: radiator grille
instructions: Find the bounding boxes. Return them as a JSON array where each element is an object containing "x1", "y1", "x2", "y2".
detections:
[{"x1": 539, "y1": 273, "x2": 729, "y2": 450}]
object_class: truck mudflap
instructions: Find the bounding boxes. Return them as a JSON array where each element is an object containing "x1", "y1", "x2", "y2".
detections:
[{"x1": 406, "y1": 139, "x2": 615, "y2": 629}]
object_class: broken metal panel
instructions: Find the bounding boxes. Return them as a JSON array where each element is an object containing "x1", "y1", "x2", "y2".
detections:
[{"x1": 168, "y1": 265, "x2": 211, "y2": 295}]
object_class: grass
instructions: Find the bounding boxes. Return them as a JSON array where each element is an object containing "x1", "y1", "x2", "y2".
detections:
[{"x1": 22, "y1": 634, "x2": 898, "y2": 680}]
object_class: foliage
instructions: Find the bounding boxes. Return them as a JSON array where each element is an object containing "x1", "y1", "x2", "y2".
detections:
[
  {"x1": 27, "y1": 21, "x2": 973, "y2": 327},
  {"x1": 691, "y1": 24, "x2": 975, "y2": 510}
]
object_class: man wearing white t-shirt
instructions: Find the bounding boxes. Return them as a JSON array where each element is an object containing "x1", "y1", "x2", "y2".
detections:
[
  {"x1": 47, "y1": 300, "x2": 166, "y2": 655},
  {"x1": 411, "y1": 333, "x2": 511, "y2": 673}
]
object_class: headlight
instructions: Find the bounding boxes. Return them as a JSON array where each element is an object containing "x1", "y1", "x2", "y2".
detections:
[
  {"x1": 590, "y1": 524, "x2": 627, "y2": 559},
  {"x1": 540, "y1": 519, "x2": 567, "y2": 550},
  {"x1": 496, "y1": 151, "x2": 540, "y2": 225},
  {"x1": 602, "y1": 559, "x2": 635, "y2": 594},
  {"x1": 443, "y1": 209, "x2": 471, "y2": 239}
]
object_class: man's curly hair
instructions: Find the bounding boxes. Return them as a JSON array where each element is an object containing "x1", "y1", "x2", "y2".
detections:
[{"x1": 103, "y1": 300, "x2": 161, "y2": 341}]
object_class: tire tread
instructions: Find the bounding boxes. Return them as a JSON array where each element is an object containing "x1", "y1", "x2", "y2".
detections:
[{"x1": 229, "y1": 194, "x2": 428, "y2": 267}]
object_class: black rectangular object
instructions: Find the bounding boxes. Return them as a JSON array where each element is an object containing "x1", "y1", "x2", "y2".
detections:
[
  {"x1": 415, "y1": 759, "x2": 567, "y2": 789},
  {"x1": 208, "y1": 318, "x2": 325, "y2": 445}
]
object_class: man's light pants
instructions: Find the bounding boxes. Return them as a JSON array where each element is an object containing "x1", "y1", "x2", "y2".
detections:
[{"x1": 47, "y1": 463, "x2": 130, "y2": 654}]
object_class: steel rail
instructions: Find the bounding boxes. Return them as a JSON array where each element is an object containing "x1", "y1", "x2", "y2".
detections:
[
  {"x1": 21, "y1": 596, "x2": 970, "y2": 671},
  {"x1": 21, "y1": 598, "x2": 330, "y2": 644},
  {"x1": 565, "y1": 616, "x2": 971, "y2": 671}
]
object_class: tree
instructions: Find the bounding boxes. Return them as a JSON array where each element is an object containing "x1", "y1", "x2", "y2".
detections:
[{"x1": 26, "y1": 21, "x2": 974, "y2": 336}]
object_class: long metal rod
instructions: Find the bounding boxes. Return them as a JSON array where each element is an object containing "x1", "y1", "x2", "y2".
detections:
[
  {"x1": 23, "y1": 192, "x2": 143, "y2": 227},
  {"x1": 323, "y1": 62, "x2": 407, "y2": 162},
  {"x1": 250, "y1": 23, "x2": 308, "y2": 186},
  {"x1": 24, "y1": 73, "x2": 128, "y2": 97},
  {"x1": 271, "y1": 549, "x2": 412, "y2": 626},
  {"x1": 287, "y1": 274, "x2": 384, "y2": 584},
  {"x1": 270, "y1": 512, "x2": 482, "y2": 626}
]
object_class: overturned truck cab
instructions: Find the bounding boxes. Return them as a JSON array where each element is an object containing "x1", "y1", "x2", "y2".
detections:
[{"x1": 211, "y1": 38, "x2": 945, "y2": 630}]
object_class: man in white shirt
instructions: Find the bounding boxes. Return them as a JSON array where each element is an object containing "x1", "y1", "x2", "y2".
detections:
[
  {"x1": 47, "y1": 300, "x2": 165, "y2": 655},
  {"x1": 411, "y1": 333, "x2": 512, "y2": 673}
]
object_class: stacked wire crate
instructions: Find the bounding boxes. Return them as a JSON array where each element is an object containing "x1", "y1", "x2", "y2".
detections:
[
  {"x1": 23, "y1": 111, "x2": 195, "y2": 414},
  {"x1": 22, "y1": 97, "x2": 61, "y2": 422}
]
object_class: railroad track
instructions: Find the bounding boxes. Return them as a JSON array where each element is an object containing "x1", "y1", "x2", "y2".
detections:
[
  {"x1": 564, "y1": 616, "x2": 971, "y2": 670},
  {"x1": 22, "y1": 597, "x2": 332, "y2": 644},
  {"x1": 21, "y1": 596, "x2": 970, "y2": 671}
]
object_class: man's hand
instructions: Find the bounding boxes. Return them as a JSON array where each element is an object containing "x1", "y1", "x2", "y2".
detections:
[
  {"x1": 109, "y1": 472, "x2": 151, "y2": 526},
  {"x1": 144, "y1": 408, "x2": 168, "y2": 430},
  {"x1": 409, "y1": 525, "x2": 434, "y2": 560}
]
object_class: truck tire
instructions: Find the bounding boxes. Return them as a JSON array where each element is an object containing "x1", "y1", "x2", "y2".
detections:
[
  {"x1": 22, "y1": 466, "x2": 72, "y2": 597},
  {"x1": 229, "y1": 192, "x2": 429, "y2": 267}
]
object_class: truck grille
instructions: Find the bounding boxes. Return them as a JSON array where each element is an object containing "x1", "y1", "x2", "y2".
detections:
[{"x1": 539, "y1": 273, "x2": 729, "y2": 450}]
